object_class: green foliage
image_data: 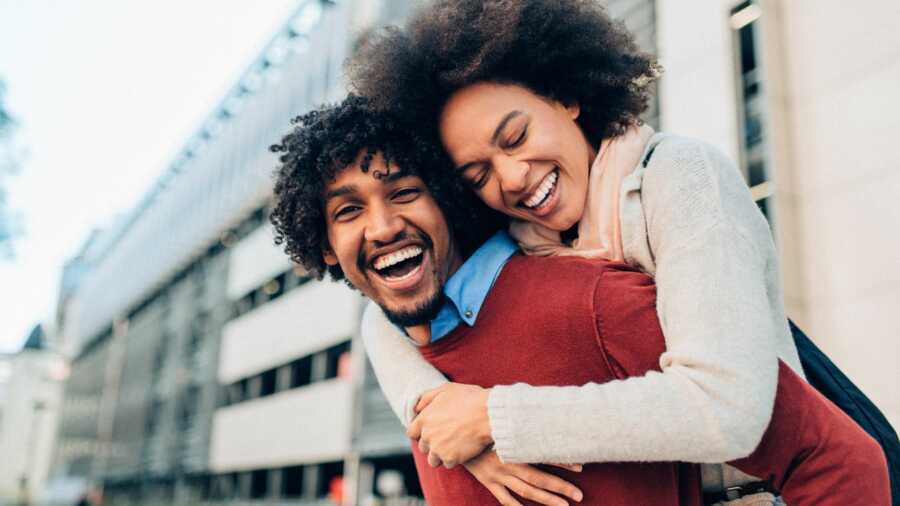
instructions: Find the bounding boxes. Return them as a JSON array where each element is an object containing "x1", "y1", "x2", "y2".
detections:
[{"x1": 0, "y1": 79, "x2": 23, "y2": 260}]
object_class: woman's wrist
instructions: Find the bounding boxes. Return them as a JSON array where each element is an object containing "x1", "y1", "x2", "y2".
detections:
[{"x1": 476, "y1": 387, "x2": 494, "y2": 447}]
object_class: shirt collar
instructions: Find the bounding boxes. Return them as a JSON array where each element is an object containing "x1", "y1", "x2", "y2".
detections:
[{"x1": 431, "y1": 231, "x2": 518, "y2": 338}]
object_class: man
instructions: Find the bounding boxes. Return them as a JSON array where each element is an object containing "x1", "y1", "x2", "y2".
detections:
[{"x1": 270, "y1": 97, "x2": 889, "y2": 506}]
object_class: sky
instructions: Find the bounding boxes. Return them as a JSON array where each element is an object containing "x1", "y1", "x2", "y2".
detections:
[{"x1": 0, "y1": 0, "x2": 299, "y2": 352}]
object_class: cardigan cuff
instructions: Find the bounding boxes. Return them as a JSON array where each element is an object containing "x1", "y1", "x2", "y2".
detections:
[{"x1": 487, "y1": 384, "x2": 521, "y2": 463}]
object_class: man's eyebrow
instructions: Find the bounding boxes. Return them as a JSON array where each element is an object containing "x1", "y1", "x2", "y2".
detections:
[
  {"x1": 383, "y1": 170, "x2": 411, "y2": 182},
  {"x1": 324, "y1": 185, "x2": 355, "y2": 203},
  {"x1": 490, "y1": 110, "x2": 524, "y2": 145}
]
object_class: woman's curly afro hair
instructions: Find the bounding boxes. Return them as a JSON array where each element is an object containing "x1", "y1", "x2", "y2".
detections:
[
  {"x1": 348, "y1": 0, "x2": 659, "y2": 145},
  {"x1": 270, "y1": 95, "x2": 504, "y2": 282}
]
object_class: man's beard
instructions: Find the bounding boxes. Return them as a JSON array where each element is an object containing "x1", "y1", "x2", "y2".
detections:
[
  {"x1": 360, "y1": 229, "x2": 445, "y2": 327},
  {"x1": 380, "y1": 289, "x2": 445, "y2": 328}
]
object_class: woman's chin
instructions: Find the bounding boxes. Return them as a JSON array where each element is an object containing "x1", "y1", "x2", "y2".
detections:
[
  {"x1": 527, "y1": 215, "x2": 576, "y2": 233},
  {"x1": 539, "y1": 205, "x2": 580, "y2": 232}
]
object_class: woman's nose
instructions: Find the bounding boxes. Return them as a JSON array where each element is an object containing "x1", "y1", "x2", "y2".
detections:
[{"x1": 493, "y1": 157, "x2": 528, "y2": 194}]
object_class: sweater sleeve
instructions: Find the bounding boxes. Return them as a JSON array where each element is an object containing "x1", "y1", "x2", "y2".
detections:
[
  {"x1": 360, "y1": 301, "x2": 449, "y2": 426},
  {"x1": 489, "y1": 137, "x2": 780, "y2": 464}
]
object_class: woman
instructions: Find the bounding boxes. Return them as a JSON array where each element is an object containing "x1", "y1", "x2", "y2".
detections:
[{"x1": 346, "y1": 1, "x2": 873, "y2": 504}]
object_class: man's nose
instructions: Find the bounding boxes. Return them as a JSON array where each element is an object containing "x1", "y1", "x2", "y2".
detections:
[
  {"x1": 364, "y1": 205, "x2": 405, "y2": 244},
  {"x1": 493, "y1": 156, "x2": 528, "y2": 194}
]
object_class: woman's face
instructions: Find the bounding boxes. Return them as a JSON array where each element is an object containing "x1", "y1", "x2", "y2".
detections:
[{"x1": 439, "y1": 82, "x2": 596, "y2": 231}]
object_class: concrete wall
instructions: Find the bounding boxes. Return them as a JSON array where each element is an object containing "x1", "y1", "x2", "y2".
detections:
[
  {"x1": 656, "y1": 0, "x2": 900, "y2": 428},
  {"x1": 765, "y1": 0, "x2": 900, "y2": 428},
  {"x1": 657, "y1": 0, "x2": 741, "y2": 160},
  {"x1": 218, "y1": 279, "x2": 361, "y2": 384},
  {"x1": 209, "y1": 379, "x2": 353, "y2": 471},
  {"x1": 226, "y1": 224, "x2": 292, "y2": 300}
]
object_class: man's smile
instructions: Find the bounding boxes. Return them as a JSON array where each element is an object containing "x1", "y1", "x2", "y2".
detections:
[{"x1": 364, "y1": 237, "x2": 432, "y2": 292}]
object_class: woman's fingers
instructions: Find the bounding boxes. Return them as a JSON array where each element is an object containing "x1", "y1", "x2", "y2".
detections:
[
  {"x1": 486, "y1": 484, "x2": 524, "y2": 506},
  {"x1": 501, "y1": 475, "x2": 570, "y2": 506},
  {"x1": 517, "y1": 465, "x2": 583, "y2": 502},
  {"x1": 548, "y1": 463, "x2": 583, "y2": 473}
]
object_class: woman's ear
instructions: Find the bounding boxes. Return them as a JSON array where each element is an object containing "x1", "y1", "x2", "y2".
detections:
[{"x1": 565, "y1": 102, "x2": 581, "y2": 120}]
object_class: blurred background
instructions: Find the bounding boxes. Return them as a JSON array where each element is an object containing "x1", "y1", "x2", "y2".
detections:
[{"x1": 0, "y1": 0, "x2": 897, "y2": 505}]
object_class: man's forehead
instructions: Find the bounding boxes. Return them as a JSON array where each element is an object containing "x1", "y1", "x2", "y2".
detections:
[{"x1": 323, "y1": 161, "x2": 421, "y2": 201}]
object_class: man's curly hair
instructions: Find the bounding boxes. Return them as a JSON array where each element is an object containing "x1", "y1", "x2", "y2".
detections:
[
  {"x1": 270, "y1": 95, "x2": 504, "y2": 281},
  {"x1": 348, "y1": 0, "x2": 659, "y2": 144}
]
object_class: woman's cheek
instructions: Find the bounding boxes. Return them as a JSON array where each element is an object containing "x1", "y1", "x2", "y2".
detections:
[{"x1": 476, "y1": 186, "x2": 504, "y2": 212}]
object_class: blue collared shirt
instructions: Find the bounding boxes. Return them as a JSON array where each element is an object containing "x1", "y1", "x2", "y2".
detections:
[{"x1": 430, "y1": 230, "x2": 519, "y2": 341}]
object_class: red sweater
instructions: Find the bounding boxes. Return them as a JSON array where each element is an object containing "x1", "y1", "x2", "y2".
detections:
[{"x1": 412, "y1": 255, "x2": 889, "y2": 505}]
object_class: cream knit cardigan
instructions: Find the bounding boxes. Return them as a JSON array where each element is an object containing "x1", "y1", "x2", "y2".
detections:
[{"x1": 360, "y1": 134, "x2": 804, "y2": 468}]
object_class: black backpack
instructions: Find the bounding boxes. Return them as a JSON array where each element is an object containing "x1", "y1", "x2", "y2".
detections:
[{"x1": 790, "y1": 320, "x2": 900, "y2": 504}]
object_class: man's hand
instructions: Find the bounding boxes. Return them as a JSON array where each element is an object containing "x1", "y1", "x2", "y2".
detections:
[
  {"x1": 407, "y1": 382, "x2": 492, "y2": 468},
  {"x1": 465, "y1": 450, "x2": 584, "y2": 506}
]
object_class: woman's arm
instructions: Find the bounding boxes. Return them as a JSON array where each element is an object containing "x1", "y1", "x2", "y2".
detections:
[
  {"x1": 483, "y1": 137, "x2": 781, "y2": 464},
  {"x1": 360, "y1": 301, "x2": 448, "y2": 426}
]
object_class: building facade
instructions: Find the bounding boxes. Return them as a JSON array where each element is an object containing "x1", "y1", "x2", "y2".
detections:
[{"x1": 48, "y1": 1, "x2": 424, "y2": 505}]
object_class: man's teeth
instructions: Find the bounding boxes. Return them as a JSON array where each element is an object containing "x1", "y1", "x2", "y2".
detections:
[
  {"x1": 523, "y1": 170, "x2": 558, "y2": 209},
  {"x1": 373, "y1": 245, "x2": 423, "y2": 271}
]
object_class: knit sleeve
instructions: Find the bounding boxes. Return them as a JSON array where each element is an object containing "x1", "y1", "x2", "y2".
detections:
[
  {"x1": 489, "y1": 137, "x2": 780, "y2": 464},
  {"x1": 360, "y1": 301, "x2": 449, "y2": 426}
]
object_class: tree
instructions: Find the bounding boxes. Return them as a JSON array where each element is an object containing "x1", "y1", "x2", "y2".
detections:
[{"x1": 0, "y1": 79, "x2": 23, "y2": 260}]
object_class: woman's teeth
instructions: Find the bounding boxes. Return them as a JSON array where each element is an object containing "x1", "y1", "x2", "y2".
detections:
[
  {"x1": 373, "y1": 245, "x2": 423, "y2": 271},
  {"x1": 523, "y1": 170, "x2": 558, "y2": 209}
]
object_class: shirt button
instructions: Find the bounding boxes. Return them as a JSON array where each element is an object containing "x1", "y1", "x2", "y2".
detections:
[{"x1": 464, "y1": 309, "x2": 473, "y2": 319}]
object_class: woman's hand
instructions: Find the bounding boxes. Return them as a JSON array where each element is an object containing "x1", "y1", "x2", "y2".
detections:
[
  {"x1": 408, "y1": 382, "x2": 492, "y2": 468},
  {"x1": 465, "y1": 450, "x2": 584, "y2": 506}
]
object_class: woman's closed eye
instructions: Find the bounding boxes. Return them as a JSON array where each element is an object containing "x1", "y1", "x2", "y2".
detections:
[
  {"x1": 463, "y1": 164, "x2": 490, "y2": 190},
  {"x1": 506, "y1": 124, "x2": 528, "y2": 148}
]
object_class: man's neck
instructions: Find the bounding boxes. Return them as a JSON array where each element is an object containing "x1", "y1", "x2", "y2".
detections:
[{"x1": 406, "y1": 324, "x2": 432, "y2": 346}]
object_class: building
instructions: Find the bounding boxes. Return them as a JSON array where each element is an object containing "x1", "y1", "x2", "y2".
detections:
[
  {"x1": 45, "y1": 1, "x2": 897, "y2": 505},
  {"x1": 48, "y1": 1, "x2": 425, "y2": 505},
  {"x1": 0, "y1": 325, "x2": 68, "y2": 505}
]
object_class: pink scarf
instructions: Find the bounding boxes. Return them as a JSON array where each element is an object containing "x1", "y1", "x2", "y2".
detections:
[{"x1": 509, "y1": 124, "x2": 654, "y2": 260}]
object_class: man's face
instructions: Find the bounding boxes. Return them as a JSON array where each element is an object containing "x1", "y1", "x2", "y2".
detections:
[{"x1": 322, "y1": 152, "x2": 463, "y2": 327}]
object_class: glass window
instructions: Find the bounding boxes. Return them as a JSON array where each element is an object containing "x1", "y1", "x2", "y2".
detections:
[
  {"x1": 731, "y1": 1, "x2": 773, "y2": 223},
  {"x1": 282, "y1": 465, "x2": 305, "y2": 498}
]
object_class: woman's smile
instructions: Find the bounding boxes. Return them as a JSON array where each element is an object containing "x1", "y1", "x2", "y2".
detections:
[
  {"x1": 439, "y1": 82, "x2": 595, "y2": 232},
  {"x1": 519, "y1": 167, "x2": 560, "y2": 216}
]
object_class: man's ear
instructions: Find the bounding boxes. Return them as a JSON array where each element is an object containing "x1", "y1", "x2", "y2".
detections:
[
  {"x1": 565, "y1": 102, "x2": 581, "y2": 120},
  {"x1": 322, "y1": 243, "x2": 338, "y2": 266}
]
